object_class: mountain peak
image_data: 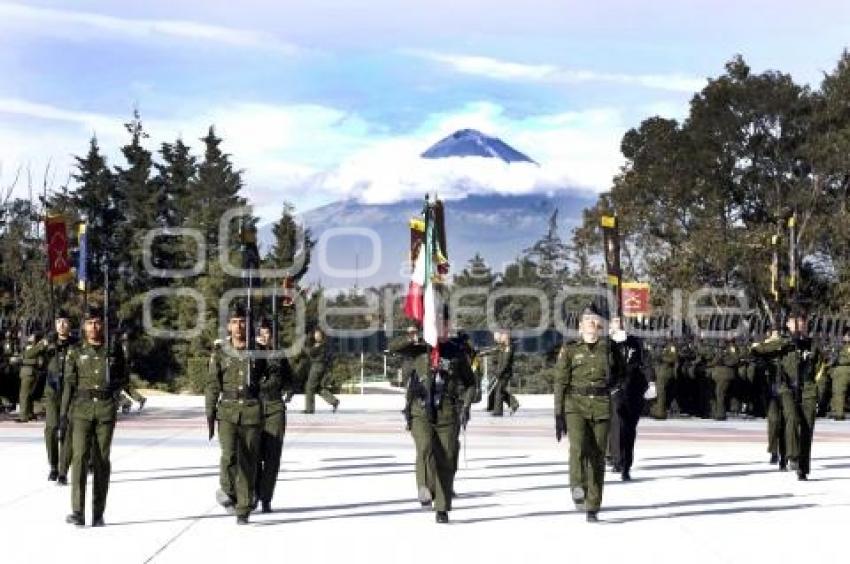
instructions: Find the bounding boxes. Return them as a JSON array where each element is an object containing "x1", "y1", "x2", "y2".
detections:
[{"x1": 421, "y1": 129, "x2": 538, "y2": 164}]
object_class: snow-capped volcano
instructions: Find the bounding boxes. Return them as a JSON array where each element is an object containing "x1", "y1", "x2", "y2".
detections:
[
  {"x1": 421, "y1": 128, "x2": 538, "y2": 164},
  {"x1": 258, "y1": 129, "x2": 594, "y2": 286}
]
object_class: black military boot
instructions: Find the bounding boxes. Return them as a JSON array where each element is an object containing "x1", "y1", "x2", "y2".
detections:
[
  {"x1": 236, "y1": 515, "x2": 250, "y2": 525},
  {"x1": 261, "y1": 501, "x2": 272, "y2": 514},
  {"x1": 778, "y1": 456, "x2": 788, "y2": 471},
  {"x1": 56, "y1": 475, "x2": 68, "y2": 486},
  {"x1": 332, "y1": 400, "x2": 340, "y2": 413},
  {"x1": 66, "y1": 512, "x2": 85, "y2": 527},
  {"x1": 48, "y1": 469, "x2": 58, "y2": 481},
  {"x1": 621, "y1": 469, "x2": 632, "y2": 481},
  {"x1": 92, "y1": 516, "x2": 105, "y2": 527},
  {"x1": 435, "y1": 511, "x2": 449, "y2": 524},
  {"x1": 769, "y1": 453, "x2": 779, "y2": 465},
  {"x1": 586, "y1": 511, "x2": 599, "y2": 523}
]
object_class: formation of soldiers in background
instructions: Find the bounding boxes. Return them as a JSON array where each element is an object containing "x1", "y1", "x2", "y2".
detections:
[
  {"x1": 641, "y1": 322, "x2": 849, "y2": 424},
  {"x1": 0, "y1": 321, "x2": 146, "y2": 423},
  {"x1": 1, "y1": 304, "x2": 849, "y2": 526}
]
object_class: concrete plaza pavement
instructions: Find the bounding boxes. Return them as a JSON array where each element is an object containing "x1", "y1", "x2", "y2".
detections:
[{"x1": 1, "y1": 394, "x2": 849, "y2": 564}]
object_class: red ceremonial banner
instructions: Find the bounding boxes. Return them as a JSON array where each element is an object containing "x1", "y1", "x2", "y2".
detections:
[
  {"x1": 45, "y1": 215, "x2": 72, "y2": 283},
  {"x1": 622, "y1": 282, "x2": 650, "y2": 317}
]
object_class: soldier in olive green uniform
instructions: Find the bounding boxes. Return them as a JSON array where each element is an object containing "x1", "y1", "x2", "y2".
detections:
[
  {"x1": 752, "y1": 328, "x2": 795, "y2": 468},
  {"x1": 393, "y1": 327, "x2": 432, "y2": 506},
  {"x1": 708, "y1": 340, "x2": 740, "y2": 421},
  {"x1": 254, "y1": 322, "x2": 292, "y2": 513},
  {"x1": 37, "y1": 312, "x2": 77, "y2": 483},
  {"x1": 829, "y1": 334, "x2": 850, "y2": 420},
  {"x1": 206, "y1": 305, "x2": 269, "y2": 524},
  {"x1": 554, "y1": 304, "x2": 623, "y2": 522},
  {"x1": 735, "y1": 345, "x2": 757, "y2": 418},
  {"x1": 406, "y1": 335, "x2": 475, "y2": 523},
  {"x1": 751, "y1": 313, "x2": 820, "y2": 479},
  {"x1": 782, "y1": 313, "x2": 821, "y2": 480},
  {"x1": 675, "y1": 336, "x2": 698, "y2": 416},
  {"x1": 693, "y1": 334, "x2": 715, "y2": 418},
  {"x1": 650, "y1": 338, "x2": 677, "y2": 419},
  {"x1": 17, "y1": 333, "x2": 43, "y2": 422},
  {"x1": 117, "y1": 333, "x2": 146, "y2": 413},
  {"x1": 489, "y1": 331, "x2": 519, "y2": 417},
  {"x1": 60, "y1": 307, "x2": 128, "y2": 527},
  {"x1": 303, "y1": 329, "x2": 338, "y2": 414},
  {"x1": 0, "y1": 329, "x2": 21, "y2": 414},
  {"x1": 452, "y1": 333, "x2": 477, "y2": 474}
]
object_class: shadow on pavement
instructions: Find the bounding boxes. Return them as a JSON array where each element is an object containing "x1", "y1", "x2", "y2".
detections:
[
  {"x1": 606, "y1": 503, "x2": 818, "y2": 524},
  {"x1": 320, "y1": 455, "x2": 396, "y2": 462},
  {"x1": 466, "y1": 455, "x2": 530, "y2": 462},
  {"x1": 256, "y1": 503, "x2": 501, "y2": 526}
]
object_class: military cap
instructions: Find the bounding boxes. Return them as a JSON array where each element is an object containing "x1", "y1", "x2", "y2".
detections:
[
  {"x1": 580, "y1": 302, "x2": 604, "y2": 319},
  {"x1": 85, "y1": 306, "x2": 103, "y2": 320},
  {"x1": 55, "y1": 308, "x2": 71, "y2": 320},
  {"x1": 228, "y1": 302, "x2": 247, "y2": 319}
]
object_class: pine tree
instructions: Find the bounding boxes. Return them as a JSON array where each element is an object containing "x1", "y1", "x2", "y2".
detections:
[
  {"x1": 523, "y1": 209, "x2": 572, "y2": 302},
  {"x1": 186, "y1": 126, "x2": 245, "y2": 260},
  {"x1": 262, "y1": 202, "x2": 315, "y2": 350},
  {"x1": 70, "y1": 136, "x2": 121, "y2": 291},
  {"x1": 152, "y1": 138, "x2": 198, "y2": 272},
  {"x1": 113, "y1": 110, "x2": 155, "y2": 323},
  {"x1": 175, "y1": 127, "x2": 247, "y2": 388},
  {"x1": 452, "y1": 253, "x2": 495, "y2": 331}
]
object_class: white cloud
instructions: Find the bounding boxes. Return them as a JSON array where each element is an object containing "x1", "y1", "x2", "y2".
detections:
[
  {"x1": 0, "y1": 2, "x2": 299, "y2": 54},
  {"x1": 0, "y1": 97, "x2": 625, "y2": 220},
  {"x1": 407, "y1": 50, "x2": 706, "y2": 93},
  {"x1": 309, "y1": 102, "x2": 625, "y2": 204},
  {"x1": 405, "y1": 50, "x2": 559, "y2": 81}
]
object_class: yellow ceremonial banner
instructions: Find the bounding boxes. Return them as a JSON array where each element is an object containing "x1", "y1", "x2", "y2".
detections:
[{"x1": 600, "y1": 215, "x2": 616, "y2": 228}]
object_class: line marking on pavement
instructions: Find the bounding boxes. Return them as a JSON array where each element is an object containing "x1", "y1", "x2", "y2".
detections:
[{"x1": 142, "y1": 503, "x2": 220, "y2": 564}]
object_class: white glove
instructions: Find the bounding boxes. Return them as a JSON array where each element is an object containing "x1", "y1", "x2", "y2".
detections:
[
  {"x1": 611, "y1": 329, "x2": 627, "y2": 343},
  {"x1": 644, "y1": 382, "x2": 657, "y2": 400}
]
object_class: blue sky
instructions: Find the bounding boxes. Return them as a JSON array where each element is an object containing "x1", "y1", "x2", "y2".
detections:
[{"x1": 1, "y1": 0, "x2": 848, "y2": 220}]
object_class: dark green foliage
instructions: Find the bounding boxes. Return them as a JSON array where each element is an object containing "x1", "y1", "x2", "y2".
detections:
[{"x1": 574, "y1": 54, "x2": 850, "y2": 316}]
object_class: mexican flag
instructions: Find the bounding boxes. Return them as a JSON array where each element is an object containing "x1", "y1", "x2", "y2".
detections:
[
  {"x1": 403, "y1": 217, "x2": 426, "y2": 323},
  {"x1": 403, "y1": 199, "x2": 449, "y2": 348}
]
